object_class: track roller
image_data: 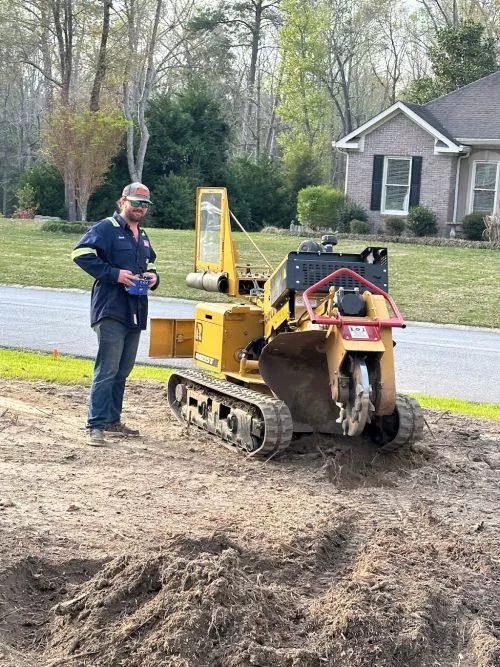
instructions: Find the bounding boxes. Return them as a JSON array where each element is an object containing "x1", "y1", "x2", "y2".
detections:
[{"x1": 167, "y1": 369, "x2": 293, "y2": 457}]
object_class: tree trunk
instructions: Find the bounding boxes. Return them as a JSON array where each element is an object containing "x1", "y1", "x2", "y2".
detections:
[
  {"x1": 40, "y1": 4, "x2": 54, "y2": 111},
  {"x1": 51, "y1": 0, "x2": 73, "y2": 106},
  {"x1": 79, "y1": 199, "x2": 88, "y2": 222},
  {"x1": 123, "y1": 0, "x2": 138, "y2": 180},
  {"x1": 1, "y1": 164, "x2": 7, "y2": 215},
  {"x1": 90, "y1": 0, "x2": 111, "y2": 112},
  {"x1": 334, "y1": 52, "x2": 353, "y2": 135},
  {"x1": 65, "y1": 169, "x2": 77, "y2": 221},
  {"x1": 452, "y1": 0, "x2": 459, "y2": 29},
  {"x1": 134, "y1": 0, "x2": 162, "y2": 181},
  {"x1": 51, "y1": 0, "x2": 75, "y2": 215},
  {"x1": 241, "y1": 0, "x2": 262, "y2": 155},
  {"x1": 264, "y1": 62, "x2": 283, "y2": 157}
]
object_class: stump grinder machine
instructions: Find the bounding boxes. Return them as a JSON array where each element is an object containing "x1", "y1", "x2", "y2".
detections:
[{"x1": 150, "y1": 187, "x2": 424, "y2": 457}]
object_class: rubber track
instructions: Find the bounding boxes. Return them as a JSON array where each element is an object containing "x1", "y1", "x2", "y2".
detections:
[
  {"x1": 168, "y1": 368, "x2": 294, "y2": 457},
  {"x1": 379, "y1": 394, "x2": 425, "y2": 453}
]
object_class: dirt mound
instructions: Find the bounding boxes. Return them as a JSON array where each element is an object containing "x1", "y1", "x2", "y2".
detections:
[
  {"x1": 30, "y1": 525, "x2": 500, "y2": 667},
  {"x1": 45, "y1": 534, "x2": 310, "y2": 667}
]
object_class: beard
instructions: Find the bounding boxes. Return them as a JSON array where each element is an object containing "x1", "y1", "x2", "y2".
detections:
[{"x1": 127, "y1": 209, "x2": 146, "y2": 222}]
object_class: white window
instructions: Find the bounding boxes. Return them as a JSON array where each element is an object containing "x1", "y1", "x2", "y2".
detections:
[
  {"x1": 471, "y1": 161, "x2": 499, "y2": 214},
  {"x1": 382, "y1": 157, "x2": 412, "y2": 214},
  {"x1": 198, "y1": 192, "x2": 222, "y2": 264}
]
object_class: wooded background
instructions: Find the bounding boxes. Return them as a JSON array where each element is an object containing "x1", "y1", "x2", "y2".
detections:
[{"x1": 1, "y1": 0, "x2": 499, "y2": 228}]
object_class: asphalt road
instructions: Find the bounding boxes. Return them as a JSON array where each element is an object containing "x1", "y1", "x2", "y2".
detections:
[{"x1": 1, "y1": 285, "x2": 499, "y2": 404}]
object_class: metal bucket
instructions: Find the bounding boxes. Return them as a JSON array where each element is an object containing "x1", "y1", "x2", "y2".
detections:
[{"x1": 259, "y1": 330, "x2": 342, "y2": 435}]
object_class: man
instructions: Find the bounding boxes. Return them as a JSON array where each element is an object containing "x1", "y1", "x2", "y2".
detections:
[{"x1": 72, "y1": 182, "x2": 160, "y2": 445}]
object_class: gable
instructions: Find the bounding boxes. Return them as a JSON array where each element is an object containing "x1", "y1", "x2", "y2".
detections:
[
  {"x1": 335, "y1": 102, "x2": 462, "y2": 154},
  {"x1": 363, "y1": 112, "x2": 436, "y2": 153}
]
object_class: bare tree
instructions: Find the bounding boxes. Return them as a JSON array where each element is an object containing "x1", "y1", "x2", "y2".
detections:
[
  {"x1": 368, "y1": 0, "x2": 409, "y2": 106},
  {"x1": 90, "y1": 0, "x2": 112, "y2": 112},
  {"x1": 0, "y1": 4, "x2": 46, "y2": 212},
  {"x1": 121, "y1": 0, "x2": 194, "y2": 181},
  {"x1": 415, "y1": 0, "x2": 498, "y2": 31},
  {"x1": 122, "y1": 0, "x2": 162, "y2": 182},
  {"x1": 185, "y1": 0, "x2": 283, "y2": 157},
  {"x1": 237, "y1": 1, "x2": 281, "y2": 155},
  {"x1": 322, "y1": 0, "x2": 375, "y2": 136}
]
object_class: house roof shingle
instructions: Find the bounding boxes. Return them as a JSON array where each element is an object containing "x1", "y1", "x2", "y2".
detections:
[
  {"x1": 422, "y1": 70, "x2": 500, "y2": 140},
  {"x1": 335, "y1": 71, "x2": 500, "y2": 150},
  {"x1": 402, "y1": 102, "x2": 458, "y2": 143}
]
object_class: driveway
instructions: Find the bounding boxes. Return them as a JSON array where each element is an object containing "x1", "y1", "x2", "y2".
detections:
[{"x1": 1, "y1": 285, "x2": 499, "y2": 403}]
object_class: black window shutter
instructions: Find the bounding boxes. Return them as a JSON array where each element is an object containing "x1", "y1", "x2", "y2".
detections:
[
  {"x1": 409, "y1": 156, "x2": 422, "y2": 207},
  {"x1": 370, "y1": 155, "x2": 384, "y2": 210}
]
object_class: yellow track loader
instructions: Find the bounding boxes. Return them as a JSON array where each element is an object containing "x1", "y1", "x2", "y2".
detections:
[{"x1": 150, "y1": 187, "x2": 423, "y2": 456}]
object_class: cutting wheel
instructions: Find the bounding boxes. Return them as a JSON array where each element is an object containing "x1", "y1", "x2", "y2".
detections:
[{"x1": 342, "y1": 355, "x2": 372, "y2": 436}]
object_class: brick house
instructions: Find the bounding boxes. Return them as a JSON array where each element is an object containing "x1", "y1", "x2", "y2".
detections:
[{"x1": 334, "y1": 71, "x2": 500, "y2": 234}]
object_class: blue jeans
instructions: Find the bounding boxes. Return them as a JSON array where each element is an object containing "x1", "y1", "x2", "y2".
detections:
[{"x1": 87, "y1": 318, "x2": 141, "y2": 429}]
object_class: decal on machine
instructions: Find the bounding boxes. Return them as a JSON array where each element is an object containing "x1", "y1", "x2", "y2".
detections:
[
  {"x1": 195, "y1": 352, "x2": 218, "y2": 366},
  {"x1": 195, "y1": 322, "x2": 203, "y2": 342},
  {"x1": 341, "y1": 324, "x2": 380, "y2": 341},
  {"x1": 347, "y1": 325, "x2": 369, "y2": 339}
]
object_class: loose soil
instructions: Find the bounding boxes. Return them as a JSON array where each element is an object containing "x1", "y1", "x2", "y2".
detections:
[{"x1": 0, "y1": 378, "x2": 499, "y2": 667}]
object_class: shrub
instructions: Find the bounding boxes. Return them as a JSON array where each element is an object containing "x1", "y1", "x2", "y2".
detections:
[
  {"x1": 350, "y1": 219, "x2": 371, "y2": 234},
  {"x1": 297, "y1": 185, "x2": 345, "y2": 229},
  {"x1": 13, "y1": 183, "x2": 39, "y2": 219},
  {"x1": 16, "y1": 160, "x2": 65, "y2": 218},
  {"x1": 483, "y1": 213, "x2": 500, "y2": 242},
  {"x1": 461, "y1": 212, "x2": 486, "y2": 241},
  {"x1": 283, "y1": 148, "x2": 324, "y2": 202},
  {"x1": 338, "y1": 200, "x2": 368, "y2": 232},
  {"x1": 226, "y1": 155, "x2": 293, "y2": 230},
  {"x1": 149, "y1": 172, "x2": 195, "y2": 229},
  {"x1": 407, "y1": 205, "x2": 437, "y2": 237},
  {"x1": 13, "y1": 209, "x2": 35, "y2": 219},
  {"x1": 385, "y1": 216, "x2": 406, "y2": 236},
  {"x1": 41, "y1": 221, "x2": 89, "y2": 234}
]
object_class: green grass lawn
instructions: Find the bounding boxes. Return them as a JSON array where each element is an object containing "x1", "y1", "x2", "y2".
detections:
[
  {"x1": 0, "y1": 348, "x2": 171, "y2": 384},
  {"x1": 1, "y1": 218, "x2": 499, "y2": 327}
]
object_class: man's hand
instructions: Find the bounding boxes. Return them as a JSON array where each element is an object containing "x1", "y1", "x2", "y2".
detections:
[
  {"x1": 143, "y1": 271, "x2": 158, "y2": 288},
  {"x1": 117, "y1": 269, "x2": 137, "y2": 286}
]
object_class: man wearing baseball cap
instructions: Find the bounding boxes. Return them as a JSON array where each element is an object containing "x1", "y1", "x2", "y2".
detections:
[{"x1": 72, "y1": 182, "x2": 159, "y2": 445}]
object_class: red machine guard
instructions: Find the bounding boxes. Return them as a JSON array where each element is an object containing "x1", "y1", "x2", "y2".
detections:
[{"x1": 302, "y1": 267, "x2": 406, "y2": 328}]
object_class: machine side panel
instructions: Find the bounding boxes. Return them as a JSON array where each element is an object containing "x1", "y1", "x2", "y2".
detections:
[
  {"x1": 149, "y1": 318, "x2": 195, "y2": 358},
  {"x1": 193, "y1": 303, "x2": 264, "y2": 375}
]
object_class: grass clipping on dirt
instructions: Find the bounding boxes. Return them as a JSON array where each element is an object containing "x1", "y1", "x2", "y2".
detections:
[{"x1": 42, "y1": 521, "x2": 499, "y2": 667}]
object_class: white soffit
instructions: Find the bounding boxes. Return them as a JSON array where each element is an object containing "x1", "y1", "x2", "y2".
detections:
[{"x1": 456, "y1": 138, "x2": 500, "y2": 146}]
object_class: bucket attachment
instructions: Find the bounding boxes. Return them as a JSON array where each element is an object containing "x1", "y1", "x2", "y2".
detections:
[{"x1": 259, "y1": 331, "x2": 342, "y2": 434}]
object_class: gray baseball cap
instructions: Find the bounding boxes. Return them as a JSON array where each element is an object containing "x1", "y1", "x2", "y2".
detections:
[{"x1": 122, "y1": 182, "x2": 152, "y2": 203}]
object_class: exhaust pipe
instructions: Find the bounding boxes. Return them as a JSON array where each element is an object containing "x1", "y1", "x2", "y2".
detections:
[{"x1": 186, "y1": 271, "x2": 229, "y2": 293}]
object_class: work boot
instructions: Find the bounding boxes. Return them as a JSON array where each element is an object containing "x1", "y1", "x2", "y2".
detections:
[
  {"x1": 104, "y1": 422, "x2": 140, "y2": 437},
  {"x1": 87, "y1": 428, "x2": 106, "y2": 446}
]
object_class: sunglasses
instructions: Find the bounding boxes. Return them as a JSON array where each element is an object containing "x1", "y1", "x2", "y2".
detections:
[{"x1": 129, "y1": 200, "x2": 150, "y2": 209}]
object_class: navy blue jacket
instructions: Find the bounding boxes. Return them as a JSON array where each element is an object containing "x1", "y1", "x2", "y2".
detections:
[{"x1": 72, "y1": 212, "x2": 159, "y2": 330}]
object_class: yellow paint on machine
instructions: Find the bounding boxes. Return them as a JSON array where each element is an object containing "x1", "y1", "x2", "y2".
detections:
[
  {"x1": 192, "y1": 302, "x2": 263, "y2": 375},
  {"x1": 149, "y1": 318, "x2": 195, "y2": 358}
]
